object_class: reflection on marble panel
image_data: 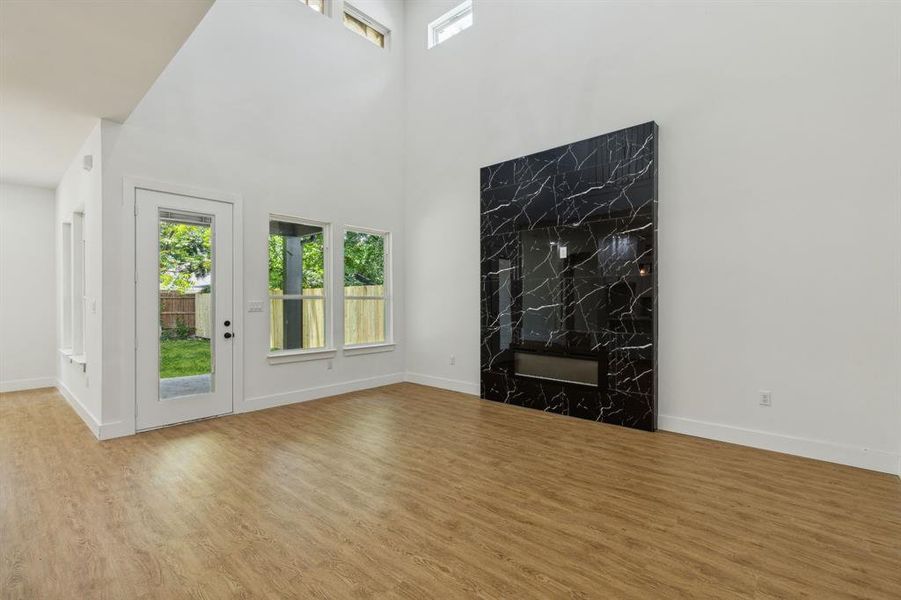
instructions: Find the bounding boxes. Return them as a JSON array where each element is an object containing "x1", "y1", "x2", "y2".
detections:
[{"x1": 480, "y1": 122, "x2": 658, "y2": 431}]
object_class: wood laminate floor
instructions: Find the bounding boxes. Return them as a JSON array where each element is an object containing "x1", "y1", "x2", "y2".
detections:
[{"x1": 1, "y1": 384, "x2": 899, "y2": 599}]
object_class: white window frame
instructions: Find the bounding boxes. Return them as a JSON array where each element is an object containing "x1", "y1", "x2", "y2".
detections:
[
  {"x1": 428, "y1": 0, "x2": 473, "y2": 49},
  {"x1": 343, "y1": 3, "x2": 390, "y2": 49},
  {"x1": 267, "y1": 215, "x2": 335, "y2": 363},
  {"x1": 60, "y1": 222, "x2": 73, "y2": 352},
  {"x1": 71, "y1": 211, "x2": 86, "y2": 360},
  {"x1": 342, "y1": 226, "x2": 393, "y2": 355}
]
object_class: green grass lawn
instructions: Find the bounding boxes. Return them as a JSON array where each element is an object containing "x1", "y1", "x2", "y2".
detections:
[{"x1": 160, "y1": 338, "x2": 211, "y2": 379}]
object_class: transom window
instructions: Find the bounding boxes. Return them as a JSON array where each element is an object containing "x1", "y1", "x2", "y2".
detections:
[
  {"x1": 343, "y1": 4, "x2": 388, "y2": 48},
  {"x1": 299, "y1": 0, "x2": 326, "y2": 14},
  {"x1": 344, "y1": 229, "x2": 389, "y2": 346},
  {"x1": 268, "y1": 217, "x2": 329, "y2": 352},
  {"x1": 428, "y1": 0, "x2": 473, "y2": 49}
]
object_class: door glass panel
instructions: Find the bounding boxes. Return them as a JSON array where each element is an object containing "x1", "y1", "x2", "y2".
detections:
[{"x1": 158, "y1": 210, "x2": 214, "y2": 399}]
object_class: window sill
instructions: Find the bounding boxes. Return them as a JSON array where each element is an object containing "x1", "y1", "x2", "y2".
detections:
[
  {"x1": 343, "y1": 343, "x2": 395, "y2": 356},
  {"x1": 59, "y1": 348, "x2": 73, "y2": 357},
  {"x1": 267, "y1": 348, "x2": 337, "y2": 365},
  {"x1": 65, "y1": 353, "x2": 87, "y2": 372}
]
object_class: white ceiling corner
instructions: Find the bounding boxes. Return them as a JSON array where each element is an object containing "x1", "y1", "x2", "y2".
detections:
[{"x1": 0, "y1": 0, "x2": 214, "y2": 188}]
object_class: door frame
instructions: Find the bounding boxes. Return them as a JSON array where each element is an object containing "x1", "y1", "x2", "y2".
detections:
[{"x1": 124, "y1": 177, "x2": 244, "y2": 433}]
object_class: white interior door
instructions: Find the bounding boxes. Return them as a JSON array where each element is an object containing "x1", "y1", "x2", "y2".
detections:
[{"x1": 135, "y1": 188, "x2": 234, "y2": 430}]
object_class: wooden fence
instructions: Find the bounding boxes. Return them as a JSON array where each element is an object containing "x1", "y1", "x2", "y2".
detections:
[
  {"x1": 159, "y1": 292, "x2": 196, "y2": 331},
  {"x1": 270, "y1": 286, "x2": 384, "y2": 350},
  {"x1": 159, "y1": 291, "x2": 212, "y2": 339},
  {"x1": 345, "y1": 285, "x2": 386, "y2": 346},
  {"x1": 195, "y1": 293, "x2": 212, "y2": 338},
  {"x1": 162, "y1": 286, "x2": 384, "y2": 346}
]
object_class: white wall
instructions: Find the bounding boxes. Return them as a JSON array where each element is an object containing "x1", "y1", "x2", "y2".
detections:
[
  {"x1": 98, "y1": 0, "x2": 406, "y2": 434},
  {"x1": 54, "y1": 121, "x2": 104, "y2": 430},
  {"x1": 403, "y1": 1, "x2": 901, "y2": 473},
  {"x1": 0, "y1": 183, "x2": 56, "y2": 391},
  {"x1": 44, "y1": 0, "x2": 899, "y2": 474}
]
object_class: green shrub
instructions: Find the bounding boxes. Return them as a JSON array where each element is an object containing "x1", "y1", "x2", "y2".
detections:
[{"x1": 174, "y1": 318, "x2": 193, "y2": 340}]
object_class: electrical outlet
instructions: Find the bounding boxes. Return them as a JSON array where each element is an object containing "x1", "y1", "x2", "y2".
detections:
[
  {"x1": 449, "y1": 355, "x2": 456, "y2": 366},
  {"x1": 327, "y1": 360, "x2": 333, "y2": 370},
  {"x1": 759, "y1": 391, "x2": 772, "y2": 407}
]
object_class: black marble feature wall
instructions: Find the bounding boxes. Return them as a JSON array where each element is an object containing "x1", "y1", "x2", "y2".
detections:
[{"x1": 480, "y1": 122, "x2": 658, "y2": 431}]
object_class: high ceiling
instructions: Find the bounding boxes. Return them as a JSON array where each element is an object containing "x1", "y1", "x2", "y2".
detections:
[{"x1": 0, "y1": 0, "x2": 214, "y2": 188}]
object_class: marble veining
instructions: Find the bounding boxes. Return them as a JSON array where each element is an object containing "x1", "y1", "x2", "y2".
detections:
[{"x1": 480, "y1": 122, "x2": 658, "y2": 431}]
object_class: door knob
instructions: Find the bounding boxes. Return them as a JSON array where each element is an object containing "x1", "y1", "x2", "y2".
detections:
[
  {"x1": 224, "y1": 320, "x2": 231, "y2": 327},
  {"x1": 224, "y1": 332, "x2": 233, "y2": 339}
]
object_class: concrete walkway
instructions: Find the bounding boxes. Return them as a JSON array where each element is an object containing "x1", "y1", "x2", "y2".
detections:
[{"x1": 160, "y1": 374, "x2": 212, "y2": 399}]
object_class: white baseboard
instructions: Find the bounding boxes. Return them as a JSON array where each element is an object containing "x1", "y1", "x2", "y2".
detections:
[
  {"x1": 0, "y1": 377, "x2": 56, "y2": 393},
  {"x1": 398, "y1": 376, "x2": 898, "y2": 477},
  {"x1": 45, "y1": 370, "x2": 901, "y2": 480},
  {"x1": 404, "y1": 372, "x2": 480, "y2": 396},
  {"x1": 658, "y1": 414, "x2": 900, "y2": 475},
  {"x1": 239, "y1": 372, "x2": 406, "y2": 413},
  {"x1": 54, "y1": 379, "x2": 101, "y2": 439}
]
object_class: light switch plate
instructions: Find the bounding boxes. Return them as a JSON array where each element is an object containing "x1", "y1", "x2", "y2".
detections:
[{"x1": 248, "y1": 301, "x2": 264, "y2": 313}]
